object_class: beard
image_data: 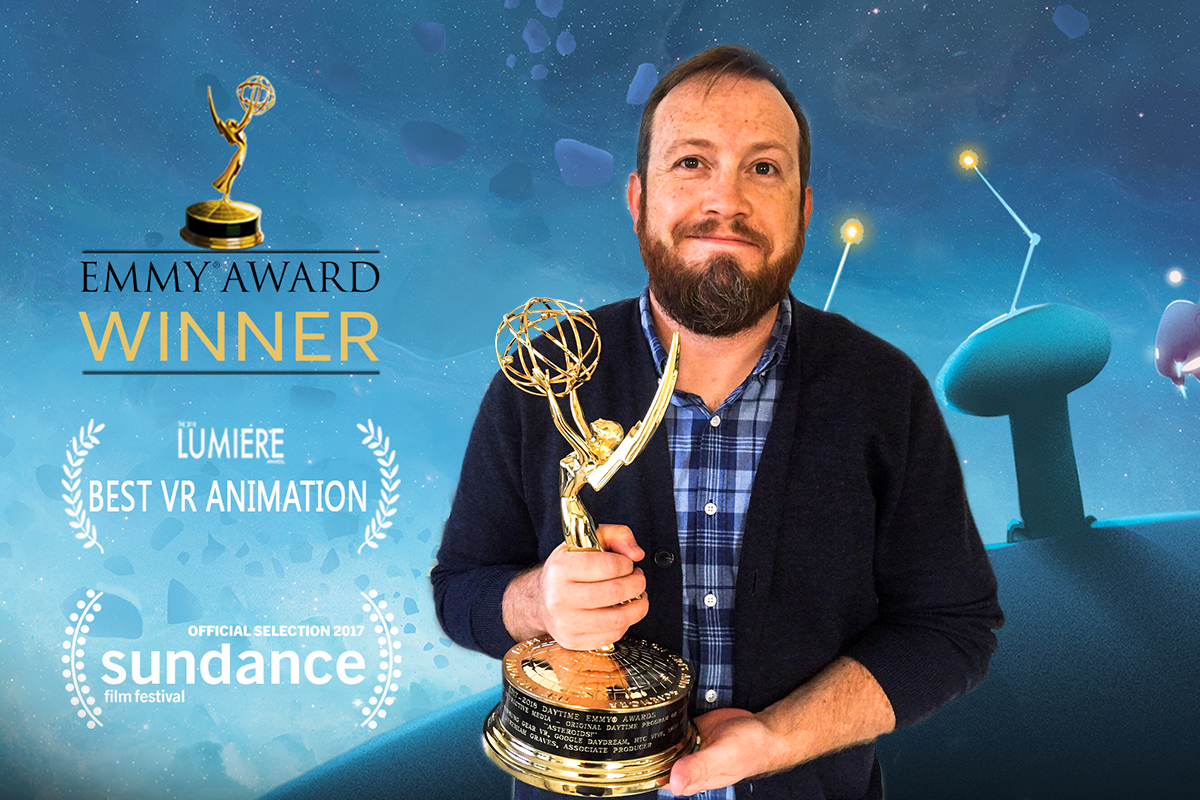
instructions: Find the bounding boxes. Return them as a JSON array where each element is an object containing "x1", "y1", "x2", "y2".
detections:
[{"x1": 637, "y1": 199, "x2": 804, "y2": 338}]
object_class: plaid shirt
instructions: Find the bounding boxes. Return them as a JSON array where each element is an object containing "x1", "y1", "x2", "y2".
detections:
[{"x1": 639, "y1": 288, "x2": 792, "y2": 800}]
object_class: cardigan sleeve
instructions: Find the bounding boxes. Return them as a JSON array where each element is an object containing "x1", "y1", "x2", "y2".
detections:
[
  {"x1": 841, "y1": 366, "x2": 1005, "y2": 729},
  {"x1": 430, "y1": 372, "x2": 539, "y2": 660}
]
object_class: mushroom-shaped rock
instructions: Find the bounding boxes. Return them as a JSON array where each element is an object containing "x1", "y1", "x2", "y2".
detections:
[{"x1": 936, "y1": 304, "x2": 1111, "y2": 541}]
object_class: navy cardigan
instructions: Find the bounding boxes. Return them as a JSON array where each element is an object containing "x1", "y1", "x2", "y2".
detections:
[{"x1": 432, "y1": 296, "x2": 1004, "y2": 800}]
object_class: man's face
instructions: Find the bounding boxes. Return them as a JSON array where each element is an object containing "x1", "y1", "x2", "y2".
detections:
[{"x1": 628, "y1": 74, "x2": 812, "y2": 337}]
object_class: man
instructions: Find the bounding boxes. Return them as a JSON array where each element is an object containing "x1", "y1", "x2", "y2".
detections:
[{"x1": 432, "y1": 45, "x2": 1003, "y2": 800}]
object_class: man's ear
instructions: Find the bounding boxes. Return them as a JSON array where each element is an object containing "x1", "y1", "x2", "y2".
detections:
[
  {"x1": 802, "y1": 183, "x2": 813, "y2": 231},
  {"x1": 627, "y1": 171, "x2": 642, "y2": 228}
]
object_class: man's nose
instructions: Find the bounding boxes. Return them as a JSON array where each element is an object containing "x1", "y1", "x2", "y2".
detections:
[{"x1": 699, "y1": 165, "x2": 751, "y2": 218}]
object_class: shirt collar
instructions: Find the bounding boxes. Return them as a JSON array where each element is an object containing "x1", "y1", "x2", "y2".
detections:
[{"x1": 638, "y1": 285, "x2": 792, "y2": 379}]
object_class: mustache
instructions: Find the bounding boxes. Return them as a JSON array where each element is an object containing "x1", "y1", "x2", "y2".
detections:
[{"x1": 672, "y1": 218, "x2": 770, "y2": 251}]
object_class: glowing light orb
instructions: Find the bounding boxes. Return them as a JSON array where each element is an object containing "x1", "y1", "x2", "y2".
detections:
[
  {"x1": 841, "y1": 218, "x2": 864, "y2": 244},
  {"x1": 959, "y1": 150, "x2": 978, "y2": 169},
  {"x1": 1167, "y1": 269, "x2": 1184, "y2": 285}
]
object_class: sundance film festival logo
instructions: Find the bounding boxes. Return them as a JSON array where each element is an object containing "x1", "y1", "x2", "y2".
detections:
[{"x1": 63, "y1": 588, "x2": 402, "y2": 730}]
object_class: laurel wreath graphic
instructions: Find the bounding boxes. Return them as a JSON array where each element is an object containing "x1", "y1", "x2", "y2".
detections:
[
  {"x1": 62, "y1": 590, "x2": 105, "y2": 729},
  {"x1": 62, "y1": 419, "x2": 106, "y2": 554},
  {"x1": 356, "y1": 419, "x2": 400, "y2": 554},
  {"x1": 358, "y1": 589, "x2": 402, "y2": 729}
]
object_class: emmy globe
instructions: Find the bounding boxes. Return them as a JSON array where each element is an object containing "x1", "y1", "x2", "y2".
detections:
[
  {"x1": 482, "y1": 298, "x2": 699, "y2": 796},
  {"x1": 180, "y1": 75, "x2": 275, "y2": 250}
]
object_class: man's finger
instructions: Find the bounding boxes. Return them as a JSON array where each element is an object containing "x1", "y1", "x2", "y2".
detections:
[
  {"x1": 597, "y1": 524, "x2": 644, "y2": 562},
  {"x1": 669, "y1": 751, "x2": 705, "y2": 796},
  {"x1": 565, "y1": 568, "x2": 646, "y2": 609}
]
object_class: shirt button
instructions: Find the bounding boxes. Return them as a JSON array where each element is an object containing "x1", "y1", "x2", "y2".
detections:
[
  {"x1": 704, "y1": 689, "x2": 718, "y2": 704},
  {"x1": 653, "y1": 548, "x2": 675, "y2": 568},
  {"x1": 704, "y1": 502, "x2": 717, "y2": 516},
  {"x1": 703, "y1": 592, "x2": 717, "y2": 608},
  {"x1": 709, "y1": 415, "x2": 721, "y2": 428}
]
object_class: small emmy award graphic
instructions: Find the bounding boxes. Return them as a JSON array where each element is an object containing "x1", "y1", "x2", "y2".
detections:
[
  {"x1": 180, "y1": 75, "x2": 275, "y2": 250},
  {"x1": 483, "y1": 298, "x2": 699, "y2": 796}
]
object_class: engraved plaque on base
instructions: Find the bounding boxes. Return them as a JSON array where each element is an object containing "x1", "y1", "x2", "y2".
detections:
[{"x1": 484, "y1": 636, "x2": 698, "y2": 796}]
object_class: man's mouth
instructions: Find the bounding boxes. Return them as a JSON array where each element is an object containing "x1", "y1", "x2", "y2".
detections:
[{"x1": 689, "y1": 235, "x2": 757, "y2": 247}]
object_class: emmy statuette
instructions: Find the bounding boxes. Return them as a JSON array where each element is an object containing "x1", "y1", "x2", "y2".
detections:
[
  {"x1": 483, "y1": 298, "x2": 698, "y2": 796},
  {"x1": 180, "y1": 75, "x2": 275, "y2": 250}
]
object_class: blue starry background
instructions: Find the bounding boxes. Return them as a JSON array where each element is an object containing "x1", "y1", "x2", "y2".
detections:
[{"x1": 0, "y1": 0, "x2": 1197, "y2": 797}]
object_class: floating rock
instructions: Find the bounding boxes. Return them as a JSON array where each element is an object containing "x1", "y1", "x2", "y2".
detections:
[
  {"x1": 328, "y1": 63, "x2": 362, "y2": 96},
  {"x1": 320, "y1": 548, "x2": 340, "y2": 575},
  {"x1": 151, "y1": 518, "x2": 185, "y2": 551},
  {"x1": 404, "y1": 597, "x2": 419, "y2": 615},
  {"x1": 0, "y1": 543, "x2": 10, "y2": 559},
  {"x1": 554, "y1": 139, "x2": 614, "y2": 186},
  {"x1": 167, "y1": 579, "x2": 203, "y2": 624},
  {"x1": 195, "y1": 74, "x2": 231, "y2": 112},
  {"x1": 504, "y1": 0, "x2": 518, "y2": 7},
  {"x1": 506, "y1": 54, "x2": 516, "y2": 68},
  {"x1": 387, "y1": 564, "x2": 404, "y2": 578},
  {"x1": 626, "y1": 63, "x2": 658, "y2": 105},
  {"x1": 411, "y1": 568, "x2": 422, "y2": 578},
  {"x1": 399, "y1": 121, "x2": 468, "y2": 166},
  {"x1": 235, "y1": 542, "x2": 249, "y2": 558},
  {"x1": 289, "y1": 385, "x2": 336, "y2": 411},
  {"x1": 423, "y1": 643, "x2": 433, "y2": 651},
  {"x1": 434, "y1": 654, "x2": 449, "y2": 668},
  {"x1": 36, "y1": 464, "x2": 61, "y2": 499},
  {"x1": 202, "y1": 534, "x2": 226, "y2": 565},
  {"x1": 200, "y1": 460, "x2": 219, "y2": 477},
  {"x1": 104, "y1": 555, "x2": 135, "y2": 576},
  {"x1": 290, "y1": 541, "x2": 313, "y2": 563},
  {"x1": 489, "y1": 162, "x2": 533, "y2": 201},
  {"x1": 531, "y1": 64, "x2": 548, "y2": 80},
  {"x1": 439, "y1": 637, "x2": 452, "y2": 646},
  {"x1": 354, "y1": 574, "x2": 370, "y2": 590},
  {"x1": 272, "y1": 557, "x2": 285, "y2": 578},
  {"x1": 144, "y1": 232, "x2": 164, "y2": 248},
  {"x1": 245, "y1": 561, "x2": 264, "y2": 577},
  {"x1": 556, "y1": 30, "x2": 575, "y2": 55},
  {"x1": 404, "y1": 623, "x2": 416, "y2": 633},
  {"x1": 536, "y1": 0, "x2": 562, "y2": 18},
  {"x1": 411, "y1": 22, "x2": 446, "y2": 53},
  {"x1": 254, "y1": 528, "x2": 271, "y2": 544},
  {"x1": 62, "y1": 589, "x2": 142, "y2": 638},
  {"x1": 4, "y1": 502, "x2": 33, "y2": 531},
  {"x1": 284, "y1": 216, "x2": 323, "y2": 245},
  {"x1": 178, "y1": 551, "x2": 190, "y2": 565},
  {"x1": 219, "y1": 586, "x2": 244, "y2": 613},
  {"x1": 418, "y1": 528, "x2": 432, "y2": 542},
  {"x1": 1053, "y1": 4, "x2": 1089, "y2": 39},
  {"x1": 522, "y1": 18, "x2": 550, "y2": 52},
  {"x1": 323, "y1": 513, "x2": 358, "y2": 540},
  {"x1": 219, "y1": 511, "x2": 235, "y2": 526}
]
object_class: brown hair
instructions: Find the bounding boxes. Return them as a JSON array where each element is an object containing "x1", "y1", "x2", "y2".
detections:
[{"x1": 635, "y1": 45, "x2": 811, "y2": 192}]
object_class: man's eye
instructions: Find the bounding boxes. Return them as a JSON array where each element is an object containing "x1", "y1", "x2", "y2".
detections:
[
  {"x1": 754, "y1": 162, "x2": 776, "y2": 175},
  {"x1": 679, "y1": 157, "x2": 701, "y2": 169}
]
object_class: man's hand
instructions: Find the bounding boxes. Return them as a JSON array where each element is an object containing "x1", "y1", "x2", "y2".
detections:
[
  {"x1": 667, "y1": 657, "x2": 895, "y2": 796},
  {"x1": 668, "y1": 709, "x2": 788, "y2": 797},
  {"x1": 502, "y1": 524, "x2": 649, "y2": 650}
]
